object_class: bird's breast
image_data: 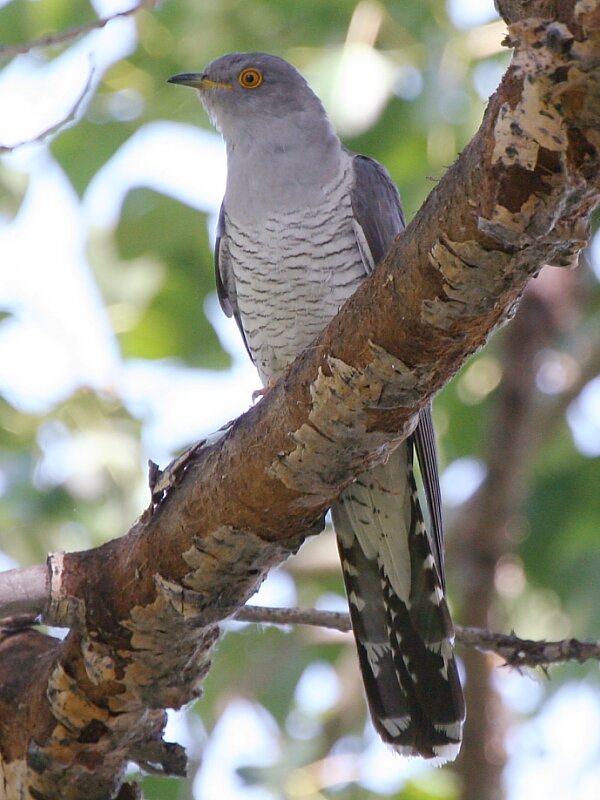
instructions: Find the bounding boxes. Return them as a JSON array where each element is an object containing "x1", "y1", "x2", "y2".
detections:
[{"x1": 224, "y1": 163, "x2": 366, "y2": 384}]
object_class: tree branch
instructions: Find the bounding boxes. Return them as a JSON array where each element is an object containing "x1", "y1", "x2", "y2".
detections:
[
  {"x1": 0, "y1": 564, "x2": 48, "y2": 620},
  {"x1": 3, "y1": 571, "x2": 597, "y2": 670},
  {"x1": 0, "y1": 3, "x2": 150, "y2": 61},
  {"x1": 1, "y1": 2, "x2": 600, "y2": 797},
  {"x1": 231, "y1": 605, "x2": 600, "y2": 669},
  {"x1": 454, "y1": 625, "x2": 600, "y2": 669},
  {"x1": 0, "y1": 68, "x2": 95, "y2": 153}
]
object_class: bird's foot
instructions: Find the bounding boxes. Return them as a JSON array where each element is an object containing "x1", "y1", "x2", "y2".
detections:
[{"x1": 252, "y1": 378, "x2": 277, "y2": 403}]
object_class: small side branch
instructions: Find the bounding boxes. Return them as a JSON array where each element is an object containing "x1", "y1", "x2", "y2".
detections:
[
  {"x1": 0, "y1": 565, "x2": 597, "y2": 669},
  {"x1": 0, "y1": 3, "x2": 149, "y2": 61},
  {"x1": 0, "y1": 560, "x2": 597, "y2": 671},
  {"x1": 233, "y1": 605, "x2": 600, "y2": 669},
  {"x1": 234, "y1": 604, "x2": 353, "y2": 632},
  {"x1": 455, "y1": 625, "x2": 600, "y2": 668},
  {"x1": 0, "y1": 68, "x2": 94, "y2": 153}
]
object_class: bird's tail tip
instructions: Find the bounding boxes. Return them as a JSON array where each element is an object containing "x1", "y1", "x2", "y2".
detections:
[{"x1": 391, "y1": 738, "x2": 462, "y2": 766}]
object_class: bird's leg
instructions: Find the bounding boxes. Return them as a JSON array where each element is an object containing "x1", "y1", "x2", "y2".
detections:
[{"x1": 252, "y1": 377, "x2": 278, "y2": 403}]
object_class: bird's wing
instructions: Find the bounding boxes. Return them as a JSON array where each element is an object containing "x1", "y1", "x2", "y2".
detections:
[
  {"x1": 413, "y1": 403, "x2": 446, "y2": 585},
  {"x1": 350, "y1": 153, "x2": 444, "y2": 576},
  {"x1": 215, "y1": 202, "x2": 253, "y2": 361},
  {"x1": 350, "y1": 153, "x2": 405, "y2": 272}
]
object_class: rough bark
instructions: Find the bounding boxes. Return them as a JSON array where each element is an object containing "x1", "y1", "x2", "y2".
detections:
[{"x1": 1, "y1": 2, "x2": 600, "y2": 797}]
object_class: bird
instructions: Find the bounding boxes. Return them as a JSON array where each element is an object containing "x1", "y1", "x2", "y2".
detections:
[{"x1": 169, "y1": 52, "x2": 465, "y2": 762}]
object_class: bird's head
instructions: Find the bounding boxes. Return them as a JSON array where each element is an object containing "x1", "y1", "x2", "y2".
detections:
[{"x1": 169, "y1": 52, "x2": 332, "y2": 145}]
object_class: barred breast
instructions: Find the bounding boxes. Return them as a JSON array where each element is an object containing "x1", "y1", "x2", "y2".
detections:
[{"x1": 223, "y1": 162, "x2": 365, "y2": 384}]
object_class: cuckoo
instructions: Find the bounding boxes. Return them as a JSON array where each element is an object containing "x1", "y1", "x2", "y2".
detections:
[{"x1": 169, "y1": 52, "x2": 465, "y2": 761}]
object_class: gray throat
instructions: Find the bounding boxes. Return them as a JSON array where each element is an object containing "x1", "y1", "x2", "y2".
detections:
[{"x1": 223, "y1": 116, "x2": 344, "y2": 225}]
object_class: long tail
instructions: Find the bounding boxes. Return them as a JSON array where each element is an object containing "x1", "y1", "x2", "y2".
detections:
[{"x1": 332, "y1": 440, "x2": 465, "y2": 762}]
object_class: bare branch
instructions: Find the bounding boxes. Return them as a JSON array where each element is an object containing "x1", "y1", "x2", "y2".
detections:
[
  {"x1": 3, "y1": 567, "x2": 596, "y2": 671},
  {"x1": 0, "y1": 3, "x2": 149, "y2": 61},
  {"x1": 233, "y1": 604, "x2": 353, "y2": 632},
  {"x1": 0, "y1": 67, "x2": 95, "y2": 153},
  {"x1": 1, "y1": 567, "x2": 595, "y2": 675},
  {"x1": 233, "y1": 606, "x2": 600, "y2": 668},
  {"x1": 455, "y1": 625, "x2": 600, "y2": 668}
]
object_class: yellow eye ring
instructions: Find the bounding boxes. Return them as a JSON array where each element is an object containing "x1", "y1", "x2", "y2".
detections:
[{"x1": 238, "y1": 68, "x2": 263, "y2": 89}]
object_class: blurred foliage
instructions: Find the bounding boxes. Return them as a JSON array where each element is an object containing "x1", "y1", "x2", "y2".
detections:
[
  {"x1": 1, "y1": 0, "x2": 600, "y2": 798},
  {"x1": 113, "y1": 189, "x2": 224, "y2": 366}
]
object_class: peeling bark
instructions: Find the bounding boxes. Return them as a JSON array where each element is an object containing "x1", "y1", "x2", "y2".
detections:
[{"x1": 1, "y1": 2, "x2": 600, "y2": 797}]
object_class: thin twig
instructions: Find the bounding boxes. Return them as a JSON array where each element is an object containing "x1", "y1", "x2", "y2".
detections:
[
  {"x1": 0, "y1": 4, "x2": 147, "y2": 61},
  {"x1": 0, "y1": 66, "x2": 94, "y2": 152},
  {"x1": 232, "y1": 605, "x2": 600, "y2": 668},
  {"x1": 455, "y1": 624, "x2": 600, "y2": 667},
  {"x1": 0, "y1": 564, "x2": 598, "y2": 669},
  {"x1": 234, "y1": 604, "x2": 353, "y2": 632}
]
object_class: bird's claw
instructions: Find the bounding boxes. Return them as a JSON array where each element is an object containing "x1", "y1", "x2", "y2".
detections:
[{"x1": 252, "y1": 378, "x2": 277, "y2": 402}]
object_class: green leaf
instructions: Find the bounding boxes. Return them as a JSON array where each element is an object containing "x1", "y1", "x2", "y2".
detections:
[{"x1": 111, "y1": 188, "x2": 229, "y2": 368}]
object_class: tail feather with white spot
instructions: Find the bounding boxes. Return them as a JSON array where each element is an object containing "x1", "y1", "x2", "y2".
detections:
[{"x1": 332, "y1": 440, "x2": 465, "y2": 761}]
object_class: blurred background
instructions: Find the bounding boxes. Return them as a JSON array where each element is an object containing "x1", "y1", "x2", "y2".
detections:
[{"x1": 1, "y1": 0, "x2": 600, "y2": 798}]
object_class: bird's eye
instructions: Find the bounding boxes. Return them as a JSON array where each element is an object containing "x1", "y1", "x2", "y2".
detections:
[{"x1": 238, "y1": 68, "x2": 263, "y2": 89}]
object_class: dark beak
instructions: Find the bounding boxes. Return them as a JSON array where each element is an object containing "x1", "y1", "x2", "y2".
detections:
[
  {"x1": 168, "y1": 73, "x2": 207, "y2": 88},
  {"x1": 168, "y1": 73, "x2": 233, "y2": 91}
]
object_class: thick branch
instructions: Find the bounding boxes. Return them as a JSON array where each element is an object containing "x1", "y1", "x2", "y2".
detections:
[
  {"x1": 0, "y1": 565, "x2": 48, "y2": 620},
  {"x1": 2, "y1": 2, "x2": 600, "y2": 797}
]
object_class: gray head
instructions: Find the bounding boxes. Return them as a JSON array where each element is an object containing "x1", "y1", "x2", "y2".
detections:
[{"x1": 169, "y1": 52, "x2": 336, "y2": 148}]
